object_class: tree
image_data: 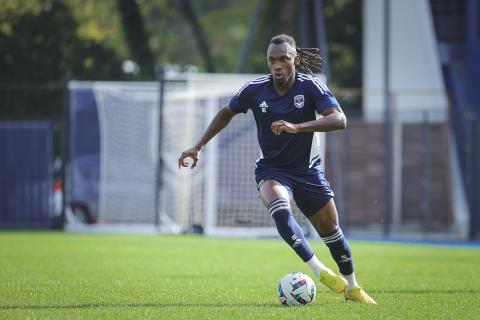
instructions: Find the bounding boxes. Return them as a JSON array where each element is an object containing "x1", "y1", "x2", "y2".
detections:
[
  {"x1": 177, "y1": 0, "x2": 215, "y2": 72},
  {"x1": 0, "y1": 0, "x2": 127, "y2": 119},
  {"x1": 117, "y1": 0, "x2": 155, "y2": 79}
]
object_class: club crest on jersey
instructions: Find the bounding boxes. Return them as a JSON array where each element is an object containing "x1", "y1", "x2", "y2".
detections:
[{"x1": 294, "y1": 95, "x2": 304, "y2": 108}]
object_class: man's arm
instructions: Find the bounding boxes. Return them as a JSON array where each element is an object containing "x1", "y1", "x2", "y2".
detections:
[
  {"x1": 179, "y1": 106, "x2": 236, "y2": 169},
  {"x1": 271, "y1": 106, "x2": 346, "y2": 135}
]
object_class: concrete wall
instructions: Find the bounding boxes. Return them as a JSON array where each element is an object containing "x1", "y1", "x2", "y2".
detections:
[{"x1": 363, "y1": 0, "x2": 448, "y2": 122}]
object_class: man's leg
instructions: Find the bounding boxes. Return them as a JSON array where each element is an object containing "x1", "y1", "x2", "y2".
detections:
[
  {"x1": 259, "y1": 180, "x2": 314, "y2": 262},
  {"x1": 258, "y1": 180, "x2": 344, "y2": 293},
  {"x1": 308, "y1": 199, "x2": 376, "y2": 304}
]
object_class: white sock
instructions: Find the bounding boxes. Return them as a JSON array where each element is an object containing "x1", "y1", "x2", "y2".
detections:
[
  {"x1": 344, "y1": 272, "x2": 359, "y2": 290},
  {"x1": 306, "y1": 255, "x2": 327, "y2": 278}
]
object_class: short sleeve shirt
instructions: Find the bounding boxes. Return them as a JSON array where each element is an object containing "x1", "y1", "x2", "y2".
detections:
[{"x1": 229, "y1": 72, "x2": 339, "y2": 171}]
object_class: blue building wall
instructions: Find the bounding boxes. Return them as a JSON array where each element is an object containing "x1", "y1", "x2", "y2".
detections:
[{"x1": 0, "y1": 122, "x2": 53, "y2": 228}]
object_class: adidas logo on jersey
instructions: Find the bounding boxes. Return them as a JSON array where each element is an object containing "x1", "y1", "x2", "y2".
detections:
[{"x1": 259, "y1": 100, "x2": 269, "y2": 113}]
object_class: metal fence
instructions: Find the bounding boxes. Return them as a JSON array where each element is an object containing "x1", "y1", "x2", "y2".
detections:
[
  {"x1": 1, "y1": 84, "x2": 477, "y2": 239},
  {"x1": 326, "y1": 89, "x2": 474, "y2": 239}
]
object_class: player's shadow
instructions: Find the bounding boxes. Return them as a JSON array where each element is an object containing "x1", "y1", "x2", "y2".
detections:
[{"x1": 0, "y1": 302, "x2": 281, "y2": 310}]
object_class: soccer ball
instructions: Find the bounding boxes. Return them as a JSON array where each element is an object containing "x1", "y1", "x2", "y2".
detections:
[{"x1": 278, "y1": 272, "x2": 316, "y2": 306}]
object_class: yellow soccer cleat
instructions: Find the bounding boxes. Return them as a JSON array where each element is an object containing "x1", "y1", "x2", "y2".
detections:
[
  {"x1": 319, "y1": 269, "x2": 348, "y2": 293},
  {"x1": 344, "y1": 287, "x2": 377, "y2": 304}
]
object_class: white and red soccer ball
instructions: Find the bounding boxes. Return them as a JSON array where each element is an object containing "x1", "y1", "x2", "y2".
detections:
[{"x1": 278, "y1": 272, "x2": 316, "y2": 306}]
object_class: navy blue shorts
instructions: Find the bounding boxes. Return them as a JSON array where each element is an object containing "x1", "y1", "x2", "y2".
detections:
[{"x1": 255, "y1": 164, "x2": 334, "y2": 217}]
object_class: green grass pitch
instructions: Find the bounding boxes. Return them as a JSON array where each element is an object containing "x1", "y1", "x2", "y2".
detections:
[{"x1": 0, "y1": 232, "x2": 479, "y2": 319}]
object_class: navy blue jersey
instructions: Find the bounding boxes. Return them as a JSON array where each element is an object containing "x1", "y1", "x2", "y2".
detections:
[{"x1": 229, "y1": 72, "x2": 340, "y2": 171}]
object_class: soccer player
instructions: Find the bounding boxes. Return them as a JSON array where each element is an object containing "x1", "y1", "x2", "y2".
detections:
[{"x1": 178, "y1": 34, "x2": 376, "y2": 304}]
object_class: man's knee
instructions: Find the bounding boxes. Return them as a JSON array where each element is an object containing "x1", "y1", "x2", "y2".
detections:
[
  {"x1": 308, "y1": 201, "x2": 340, "y2": 235},
  {"x1": 258, "y1": 180, "x2": 290, "y2": 207}
]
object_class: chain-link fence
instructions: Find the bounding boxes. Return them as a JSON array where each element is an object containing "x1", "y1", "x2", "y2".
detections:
[{"x1": 326, "y1": 89, "x2": 475, "y2": 239}]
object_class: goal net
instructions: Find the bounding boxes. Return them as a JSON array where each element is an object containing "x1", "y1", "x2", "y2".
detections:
[
  {"x1": 68, "y1": 73, "x2": 325, "y2": 236},
  {"x1": 94, "y1": 82, "x2": 159, "y2": 224},
  {"x1": 68, "y1": 81, "x2": 159, "y2": 228}
]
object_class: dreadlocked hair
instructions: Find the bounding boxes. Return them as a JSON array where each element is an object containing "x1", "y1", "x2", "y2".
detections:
[
  {"x1": 296, "y1": 47, "x2": 326, "y2": 75},
  {"x1": 269, "y1": 34, "x2": 326, "y2": 75}
]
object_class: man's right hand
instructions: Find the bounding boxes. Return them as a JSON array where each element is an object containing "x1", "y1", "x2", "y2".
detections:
[{"x1": 178, "y1": 146, "x2": 202, "y2": 169}]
